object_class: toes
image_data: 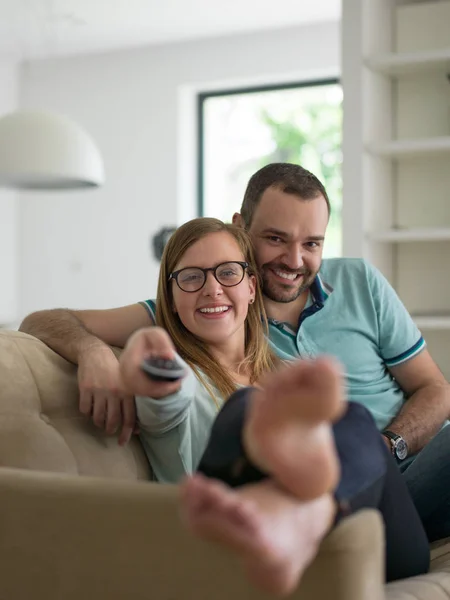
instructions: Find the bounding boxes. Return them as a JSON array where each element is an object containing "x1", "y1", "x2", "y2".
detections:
[
  {"x1": 192, "y1": 505, "x2": 261, "y2": 550},
  {"x1": 232, "y1": 499, "x2": 259, "y2": 532},
  {"x1": 181, "y1": 474, "x2": 230, "y2": 514},
  {"x1": 180, "y1": 476, "x2": 205, "y2": 511},
  {"x1": 180, "y1": 476, "x2": 262, "y2": 542},
  {"x1": 180, "y1": 474, "x2": 243, "y2": 516}
]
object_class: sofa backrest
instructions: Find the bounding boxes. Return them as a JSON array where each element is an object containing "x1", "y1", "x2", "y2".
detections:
[{"x1": 0, "y1": 330, "x2": 150, "y2": 480}]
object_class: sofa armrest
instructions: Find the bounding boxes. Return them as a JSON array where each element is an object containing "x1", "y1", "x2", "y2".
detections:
[{"x1": 0, "y1": 468, "x2": 385, "y2": 600}]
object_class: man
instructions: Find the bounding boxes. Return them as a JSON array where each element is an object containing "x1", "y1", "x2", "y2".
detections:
[{"x1": 20, "y1": 163, "x2": 450, "y2": 540}]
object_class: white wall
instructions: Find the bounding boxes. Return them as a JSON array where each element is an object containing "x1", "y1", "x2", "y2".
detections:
[
  {"x1": 0, "y1": 61, "x2": 19, "y2": 326},
  {"x1": 18, "y1": 22, "x2": 339, "y2": 318}
]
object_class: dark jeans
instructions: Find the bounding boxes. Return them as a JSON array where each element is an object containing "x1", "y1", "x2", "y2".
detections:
[
  {"x1": 197, "y1": 388, "x2": 430, "y2": 583},
  {"x1": 400, "y1": 423, "x2": 450, "y2": 543}
]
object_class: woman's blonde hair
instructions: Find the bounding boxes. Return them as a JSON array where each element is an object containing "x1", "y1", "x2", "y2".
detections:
[{"x1": 155, "y1": 217, "x2": 278, "y2": 400}]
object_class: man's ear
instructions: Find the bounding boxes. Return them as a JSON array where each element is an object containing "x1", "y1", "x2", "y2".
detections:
[{"x1": 232, "y1": 212, "x2": 244, "y2": 228}]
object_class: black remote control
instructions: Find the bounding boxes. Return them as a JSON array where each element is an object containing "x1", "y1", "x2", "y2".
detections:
[{"x1": 141, "y1": 355, "x2": 187, "y2": 382}]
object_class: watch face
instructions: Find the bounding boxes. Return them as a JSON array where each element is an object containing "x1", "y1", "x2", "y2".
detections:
[{"x1": 395, "y1": 439, "x2": 408, "y2": 461}]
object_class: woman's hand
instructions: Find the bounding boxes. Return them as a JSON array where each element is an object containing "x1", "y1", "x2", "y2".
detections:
[{"x1": 119, "y1": 327, "x2": 185, "y2": 399}]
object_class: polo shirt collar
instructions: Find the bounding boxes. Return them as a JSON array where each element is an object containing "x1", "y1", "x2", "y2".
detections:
[
  {"x1": 267, "y1": 273, "x2": 334, "y2": 332},
  {"x1": 312, "y1": 272, "x2": 333, "y2": 306}
]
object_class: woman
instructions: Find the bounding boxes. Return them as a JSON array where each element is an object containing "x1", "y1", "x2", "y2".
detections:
[
  {"x1": 127, "y1": 217, "x2": 295, "y2": 484},
  {"x1": 120, "y1": 218, "x2": 430, "y2": 596}
]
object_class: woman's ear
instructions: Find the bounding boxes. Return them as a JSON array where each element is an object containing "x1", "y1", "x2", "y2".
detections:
[
  {"x1": 248, "y1": 274, "x2": 256, "y2": 304},
  {"x1": 170, "y1": 294, "x2": 177, "y2": 314}
]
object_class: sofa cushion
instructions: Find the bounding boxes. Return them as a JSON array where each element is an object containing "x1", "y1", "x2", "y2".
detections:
[
  {"x1": 0, "y1": 330, "x2": 150, "y2": 480},
  {"x1": 386, "y1": 538, "x2": 450, "y2": 599}
]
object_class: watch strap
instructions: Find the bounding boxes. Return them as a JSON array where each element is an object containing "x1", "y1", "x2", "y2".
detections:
[
  {"x1": 382, "y1": 429, "x2": 409, "y2": 461},
  {"x1": 383, "y1": 430, "x2": 401, "y2": 442}
]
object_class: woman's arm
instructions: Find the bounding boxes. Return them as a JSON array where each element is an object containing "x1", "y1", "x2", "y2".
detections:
[
  {"x1": 136, "y1": 368, "x2": 198, "y2": 434},
  {"x1": 120, "y1": 327, "x2": 184, "y2": 397},
  {"x1": 119, "y1": 326, "x2": 194, "y2": 433}
]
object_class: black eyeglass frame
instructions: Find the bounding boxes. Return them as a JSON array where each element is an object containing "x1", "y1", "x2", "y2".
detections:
[{"x1": 168, "y1": 261, "x2": 249, "y2": 293}]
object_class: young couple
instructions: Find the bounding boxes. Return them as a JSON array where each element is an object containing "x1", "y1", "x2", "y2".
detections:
[
  {"x1": 20, "y1": 162, "x2": 450, "y2": 593},
  {"x1": 117, "y1": 216, "x2": 429, "y2": 596},
  {"x1": 120, "y1": 218, "x2": 428, "y2": 594}
]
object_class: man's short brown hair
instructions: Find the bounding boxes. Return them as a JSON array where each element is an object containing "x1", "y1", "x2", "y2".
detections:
[{"x1": 240, "y1": 163, "x2": 331, "y2": 228}]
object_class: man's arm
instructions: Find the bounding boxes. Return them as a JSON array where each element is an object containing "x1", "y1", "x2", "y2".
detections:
[
  {"x1": 19, "y1": 304, "x2": 154, "y2": 445},
  {"x1": 364, "y1": 261, "x2": 450, "y2": 454},
  {"x1": 386, "y1": 349, "x2": 450, "y2": 455},
  {"x1": 19, "y1": 303, "x2": 154, "y2": 361}
]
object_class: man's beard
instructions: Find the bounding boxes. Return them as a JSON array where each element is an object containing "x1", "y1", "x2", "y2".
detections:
[{"x1": 261, "y1": 263, "x2": 317, "y2": 304}]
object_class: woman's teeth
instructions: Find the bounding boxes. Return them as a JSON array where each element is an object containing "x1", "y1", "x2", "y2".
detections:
[{"x1": 199, "y1": 306, "x2": 230, "y2": 313}]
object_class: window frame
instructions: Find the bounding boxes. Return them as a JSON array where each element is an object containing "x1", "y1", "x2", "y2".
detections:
[{"x1": 197, "y1": 77, "x2": 340, "y2": 217}]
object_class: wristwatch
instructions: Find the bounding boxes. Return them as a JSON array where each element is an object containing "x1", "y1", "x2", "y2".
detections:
[{"x1": 383, "y1": 430, "x2": 408, "y2": 461}]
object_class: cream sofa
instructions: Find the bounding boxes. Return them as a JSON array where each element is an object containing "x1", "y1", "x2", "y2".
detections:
[{"x1": 0, "y1": 330, "x2": 449, "y2": 600}]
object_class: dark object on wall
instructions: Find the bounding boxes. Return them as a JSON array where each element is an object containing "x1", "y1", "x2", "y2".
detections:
[{"x1": 152, "y1": 227, "x2": 177, "y2": 261}]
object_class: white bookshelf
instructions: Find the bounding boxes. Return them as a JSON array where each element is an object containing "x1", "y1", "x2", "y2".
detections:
[
  {"x1": 366, "y1": 47, "x2": 450, "y2": 75},
  {"x1": 367, "y1": 136, "x2": 450, "y2": 158},
  {"x1": 367, "y1": 228, "x2": 450, "y2": 242},
  {"x1": 342, "y1": 0, "x2": 450, "y2": 379}
]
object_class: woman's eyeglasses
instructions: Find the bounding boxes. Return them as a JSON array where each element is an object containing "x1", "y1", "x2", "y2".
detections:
[{"x1": 168, "y1": 261, "x2": 249, "y2": 293}]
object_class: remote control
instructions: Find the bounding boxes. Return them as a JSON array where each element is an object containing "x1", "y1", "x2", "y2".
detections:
[{"x1": 141, "y1": 355, "x2": 187, "y2": 382}]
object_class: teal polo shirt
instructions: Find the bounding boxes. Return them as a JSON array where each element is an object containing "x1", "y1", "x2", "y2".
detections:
[
  {"x1": 141, "y1": 258, "x2": 425, "y2": 431},
  {"x1": 267, "y1": 258, "x2": 425, "y2": 430}
]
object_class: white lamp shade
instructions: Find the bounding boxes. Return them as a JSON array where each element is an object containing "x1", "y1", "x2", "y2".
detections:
[{"x1": 0, "y1": 111, "x2": 105, "y2": 190}]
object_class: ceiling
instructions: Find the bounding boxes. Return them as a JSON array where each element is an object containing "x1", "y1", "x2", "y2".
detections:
[{"x1": 0, "y1": 0, "x2": 341, "y2": 60}]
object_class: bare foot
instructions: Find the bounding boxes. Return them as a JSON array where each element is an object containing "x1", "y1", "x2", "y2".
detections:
[
  {"x1": 180, "y1": 473, "x2": 335, "y2": 597},
  {"x1": 244, "y1": 357, "x2": 346, "y2": 501}
]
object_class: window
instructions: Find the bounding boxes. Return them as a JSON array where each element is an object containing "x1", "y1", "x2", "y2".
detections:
[{"x1": 198, "y1": 80, "x2": 342, "y2": 257}]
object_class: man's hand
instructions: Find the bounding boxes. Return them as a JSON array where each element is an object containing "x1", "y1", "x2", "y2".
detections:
[
  {"x1": 119, "y1": 327, "x2": 185, "y2": 399},
  {"x1": 78, "y1": 344, "x2": 136, "y2": 446}
]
